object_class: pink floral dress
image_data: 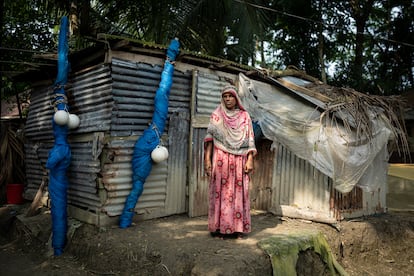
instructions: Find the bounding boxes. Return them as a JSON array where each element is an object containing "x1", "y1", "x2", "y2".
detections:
[{"x1": 208, "y1": 147, "x2": 251, "y2": 234}]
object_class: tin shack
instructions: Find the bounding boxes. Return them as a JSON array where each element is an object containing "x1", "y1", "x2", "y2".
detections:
[{"x1": 21, "y1": 36, "x2": 406, "y2": 225}]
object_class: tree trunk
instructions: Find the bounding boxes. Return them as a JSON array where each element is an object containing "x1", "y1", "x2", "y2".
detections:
[
  {"x1": 349, "y1": 0, "x2": 375, "y2": 91},
  {"x1": 317, "y1": 0, "x2": 327, "y2": 84}
]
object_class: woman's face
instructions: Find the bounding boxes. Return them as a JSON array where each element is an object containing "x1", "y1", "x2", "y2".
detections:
[{"x1": 222, "y1": 92, "x2": 237, "y2": 110}]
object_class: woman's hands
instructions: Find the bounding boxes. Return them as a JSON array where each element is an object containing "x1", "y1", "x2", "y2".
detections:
[
  {"x1": 244, "y1": 152, "x2": 254, "y2": 174},
  {"x1": 204, "y1": 141, "x2": 213, "y2": 177},
  {"x1": 205, "y1": 159, "x2": 212, "y2": 176}
]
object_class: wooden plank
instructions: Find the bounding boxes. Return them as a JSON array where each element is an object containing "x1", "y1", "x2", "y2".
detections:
[{"x1": 275, "y1": 77, "x2": 332, "y2": 104}]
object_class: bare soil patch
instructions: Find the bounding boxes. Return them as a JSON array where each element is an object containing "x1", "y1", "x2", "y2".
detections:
[{"x1": 0, "y1": 205, "x2": 413, "y2": 276}]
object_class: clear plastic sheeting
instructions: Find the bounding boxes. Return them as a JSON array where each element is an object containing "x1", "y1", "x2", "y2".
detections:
[{"x1": 238, "y1": 73, "x2": 392, "y2": 193}]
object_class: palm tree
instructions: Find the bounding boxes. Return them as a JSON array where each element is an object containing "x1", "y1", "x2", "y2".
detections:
[{"x1": 92, "y1": 0, "x2": 271, "y2": 64}]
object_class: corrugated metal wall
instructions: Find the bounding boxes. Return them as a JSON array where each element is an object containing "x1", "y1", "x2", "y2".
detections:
[
  {"x1": 249, "y1": 139, "x2": 274, "y2": 211},
  {"x1": 25, "y1": 86, "x2": 54, "y2": 141},
  {"x1": 268, "y1": 140, "x2": 387, "y2": 222},
  {"x1": 270, "y1": 142, "x2": 334, "y2": 222},
  {"x1": 101, "y1": 58, "x2": 191, "y2": 218},
  {"x1": 25, "y1": 84, "x2": 54, "y2": 199},
  {"x1": 66, "y1": 64, "x2": 113, "y2": 211},
  {"x1": 25, "y1": 56, "x2": 191, "y2": 224},
  {"x1": 69, "y1": 64, "x2": 113, "y2": 134},
  {"x1": 24, "y1": 63, "x2": 113, "y2": 213}
]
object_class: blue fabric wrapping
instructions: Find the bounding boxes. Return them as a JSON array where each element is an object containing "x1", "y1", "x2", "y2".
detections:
[
  {"x1": 55, "y1": 17, "x2": 69, "y2": 87},
  {"x1": 119, "y1": 39, "x2": 180, "y2": 228},
  {"x1": 46, "y1": 16, "x2": 71, "y2": 256},
  {"x1": 46, "y1": 122, "x2": 71, "y2": 256}
]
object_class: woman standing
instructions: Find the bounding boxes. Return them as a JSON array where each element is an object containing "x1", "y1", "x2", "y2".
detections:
[{"x1": 204, "y1": 85, "x2": 257, "y2": 238}]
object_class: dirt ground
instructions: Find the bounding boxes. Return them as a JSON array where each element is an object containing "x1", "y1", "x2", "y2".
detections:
[{"x1": 0, "y1": 204, "x2": 413, "y2": 276}]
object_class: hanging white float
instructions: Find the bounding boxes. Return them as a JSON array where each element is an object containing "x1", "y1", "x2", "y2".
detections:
[
  {"x1": 68, "y1": 113, "x2": 80, "y2": 129},
  {"x1": 151, "y1": 145, "x2": 169, "y2": 163},
  {"x1": 53, "y1": 110, "x2": 69, "y2": 125}
]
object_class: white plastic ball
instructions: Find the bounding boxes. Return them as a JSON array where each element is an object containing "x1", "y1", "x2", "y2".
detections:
[
  {"x1": 161, "y1": 146, "x2": 169, "y2": 158},
  {"x1": 54, "y1": 110, "x2": 69, "y2": 125},
  {"x1": 151, "y1": 145, "x2": 169, "y2": 163},
  {"x1": 68, "y1": 113, "x2": 80, "y2": 129}
]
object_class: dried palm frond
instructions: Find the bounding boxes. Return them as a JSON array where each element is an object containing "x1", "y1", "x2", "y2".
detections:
[
  {"x1": 306, "y1": 84, "x2": 410, "y2": 160},
  {"x1": 0, "y1": 123, "x2": 26, "y2": 197},
  {"x1": 257, "y1": 67, "x2": 410, "y2": 160}
]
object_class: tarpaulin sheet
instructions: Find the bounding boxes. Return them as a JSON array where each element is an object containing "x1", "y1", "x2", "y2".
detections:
[{"x1": 238, "y1": 73, "x2": 392, "y2": 193}]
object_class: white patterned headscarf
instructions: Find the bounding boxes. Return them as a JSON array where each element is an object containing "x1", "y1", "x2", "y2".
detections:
[{"x1": 204, "y1": 85, "x2": 256, "y2": 156}]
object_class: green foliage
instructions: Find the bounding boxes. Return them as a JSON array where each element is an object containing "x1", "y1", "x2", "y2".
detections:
[
  {"x1": 325, "y1": 0, "x2": 413, "y2": 94},
  {"x1": 1, "y1": 0, "x2": 413, "y2": 98},
  {"x1": 1, "y1": 0, "x2": 61, "y2": 100}
]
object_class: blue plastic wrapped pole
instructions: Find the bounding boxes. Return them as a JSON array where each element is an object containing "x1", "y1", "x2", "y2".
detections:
[
  {"x1": 45, "y1": 16, "x2": 71, "y2": 256},
  {"x1": 119, "y1": 39, "x2": 180, "y2": 228}
]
